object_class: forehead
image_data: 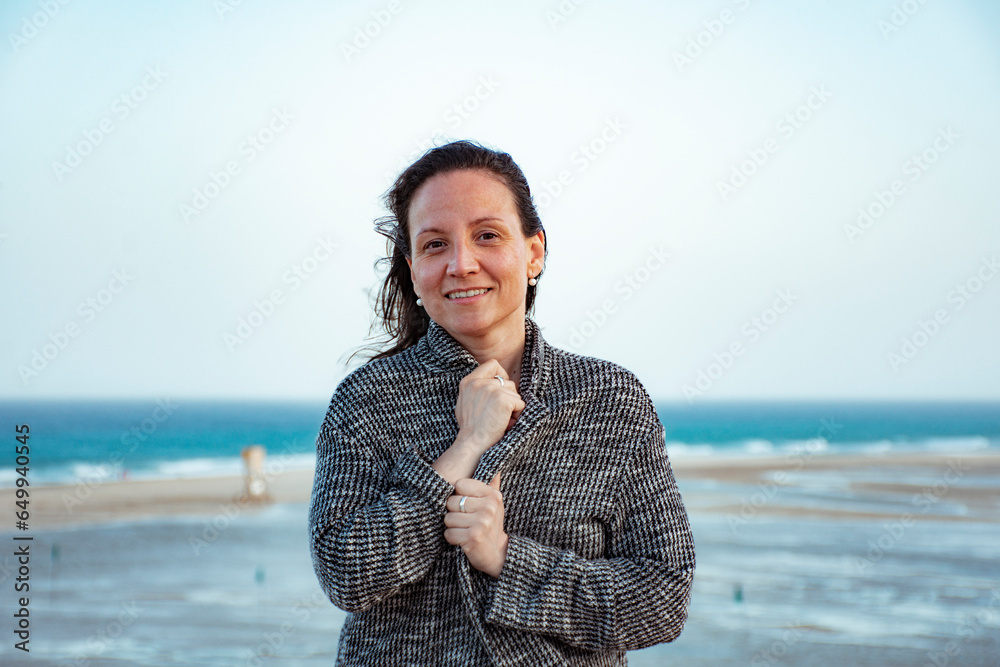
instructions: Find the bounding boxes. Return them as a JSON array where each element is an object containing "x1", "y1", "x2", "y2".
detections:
[{"x1": 409, "y1": 169, "x2": 517, "y2": 236}]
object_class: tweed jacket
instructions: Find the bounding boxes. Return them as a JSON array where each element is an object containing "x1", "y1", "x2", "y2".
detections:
[{"x1": 308, "y1": 316, "x2": 695, "y2": 666}]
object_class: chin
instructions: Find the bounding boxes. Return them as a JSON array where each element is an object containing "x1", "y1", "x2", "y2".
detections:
[
  {"x1": 432, "y1": 307, "x2": 522, "y2": 339},
  {"x1": 435, "y1": 314, "x2": 493, "y2": 337}
]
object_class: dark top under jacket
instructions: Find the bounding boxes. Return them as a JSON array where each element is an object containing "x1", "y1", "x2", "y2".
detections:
[{"x1": 308, "y1": 315, "x2": 696, "y2": 666}]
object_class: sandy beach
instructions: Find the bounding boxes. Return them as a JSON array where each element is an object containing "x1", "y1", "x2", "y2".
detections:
[
  {"x1": 2, "y1": 451, "x2": 998, "y2": 665},
  {"x1": 10, "y1": 451, "x2": 999, "y2": 530}
]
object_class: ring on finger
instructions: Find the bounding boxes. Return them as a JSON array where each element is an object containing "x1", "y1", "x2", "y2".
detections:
[
  {"x1": 459, "y1": 495, "x2": 469, "y2": 513},
  {"x1": 494, "y1": 375, "x2": 505, "y2": 388}
]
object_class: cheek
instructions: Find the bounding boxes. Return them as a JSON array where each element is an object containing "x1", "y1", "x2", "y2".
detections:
[{"x1": 410, "y1": 261, "x2": 438, "y2": 289}]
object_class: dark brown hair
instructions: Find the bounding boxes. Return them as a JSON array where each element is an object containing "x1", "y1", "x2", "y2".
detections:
[{"x1": 359, "y1": 140, "x2": 547, "y2": 362}]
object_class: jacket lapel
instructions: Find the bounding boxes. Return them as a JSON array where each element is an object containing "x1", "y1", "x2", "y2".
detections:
[
  {"x1": 429, "y1": 316, "x2": 553, "y2": 658},
  {"x1": 473, "y1": 389, "x2": 551, "y2": 483}
]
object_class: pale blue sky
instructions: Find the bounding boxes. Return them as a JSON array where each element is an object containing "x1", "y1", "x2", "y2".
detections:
[{"x1": 1, "y1": 0, "x2": 998, "y2": 401}]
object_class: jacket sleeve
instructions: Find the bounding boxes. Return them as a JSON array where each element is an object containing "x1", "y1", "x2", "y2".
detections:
[
  {"x1": 482, "y1": 425, "x2": 695, "y2": 651},
  {"x1": 308, "y1": 395, "x2": 455, "y2": 613}
]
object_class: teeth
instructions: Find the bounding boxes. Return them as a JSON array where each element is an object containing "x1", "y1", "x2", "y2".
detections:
[{"x1": 447, "y1": 288, "x2": 489, "y2": 299}]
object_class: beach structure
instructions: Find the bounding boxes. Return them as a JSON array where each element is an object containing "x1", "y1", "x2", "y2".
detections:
[{"x1": 241, "y1": 445, "x2": 270, "y2": 502}]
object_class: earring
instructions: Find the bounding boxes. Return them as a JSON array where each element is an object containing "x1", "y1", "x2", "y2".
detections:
[
  {"x1": 528, "y1": 276, "x2": 537, "y2": 286},
  {"x1": 416, "y1": 297, "x2": 423, "y2": 307}
]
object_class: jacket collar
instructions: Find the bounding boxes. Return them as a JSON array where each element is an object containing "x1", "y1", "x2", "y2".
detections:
[{"x1": 416, "y1": 315, "x2": 551, "y2": 399}]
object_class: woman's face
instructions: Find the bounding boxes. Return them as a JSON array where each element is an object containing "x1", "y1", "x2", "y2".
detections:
[{"x1": 406, "y1": 169, "x2": 545, "y2": 343}]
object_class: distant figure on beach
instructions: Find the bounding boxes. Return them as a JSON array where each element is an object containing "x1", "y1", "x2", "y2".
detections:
[
  {"x1": 308, "y1": 140, "x2": 695, "y2": 664},
  {"x1": 241, "y1": 445, "x2": 269, "y2": 501}
]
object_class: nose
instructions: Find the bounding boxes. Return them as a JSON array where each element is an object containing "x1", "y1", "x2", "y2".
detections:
[{"x1": 447, "y1": 239, "x2": 479, "y2": 277}]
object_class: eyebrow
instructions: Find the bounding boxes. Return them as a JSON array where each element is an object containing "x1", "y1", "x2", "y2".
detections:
[{"x1": 413, "y1": 217, "x2": 506, "y2": 238}]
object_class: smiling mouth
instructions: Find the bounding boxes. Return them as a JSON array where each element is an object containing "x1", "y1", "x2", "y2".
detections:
[{"x1": 446, "y1": 288, "x2": 491, "y2": 300}]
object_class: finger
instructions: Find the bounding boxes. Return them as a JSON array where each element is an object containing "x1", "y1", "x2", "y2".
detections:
[
  {"x1": 461, "y1": 364, "x2": 519, "y2": 398},
  {"x1": 443, "y1": 527, "x2": 467, "y2": 546},
  {"x1": 459, "y1": 363, "x2": 499, "y2": 391},
  {"x1": 446, "y1": 494, "x2": 481, "y2": 514},
  {"x1": 470, "y1": 376, "x2": 514, "y2": 394},
  {"x1": 459, "y1": 366, "x2": 510, "y2": 399},
  {"x1": 467, "y1": 359, "x2": 507, "y2": 380},
  {"x1": 488, "y1": 359, "x2": 509, "y2": 380},
  {"x1": 444, "y1": 512, "x2": 477, "y2": 528},
  {"x1": 453, "y1": 478, "x2": 493, "y2": 497},
  {"x1": 497, "y1": 383, "x2": 524, "y2": 409},
  {"x1": 489, "y1": 472, "x2": 501, "y2": 491}
]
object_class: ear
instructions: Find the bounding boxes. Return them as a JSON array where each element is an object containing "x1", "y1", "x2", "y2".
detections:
[
  {"x1": 405, "y1": 256, "x2": 417, "y2": 290},
  {"x1": 526, "y1": 230, "x2": 545, "y2": 277}
]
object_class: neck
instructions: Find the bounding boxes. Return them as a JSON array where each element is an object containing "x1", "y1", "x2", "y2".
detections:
[{"x1": 453, "y1": 315, "x2": 527, "y2": 385}]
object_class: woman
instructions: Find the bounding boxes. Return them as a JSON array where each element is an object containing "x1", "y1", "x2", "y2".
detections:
[{"x1": 308, "y1": 140, "x2": 695, "y2": 665}]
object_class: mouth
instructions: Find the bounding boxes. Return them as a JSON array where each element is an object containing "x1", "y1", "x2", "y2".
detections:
[{"x1": 445, "y1": 288, "x2": 491, "y2": 300}]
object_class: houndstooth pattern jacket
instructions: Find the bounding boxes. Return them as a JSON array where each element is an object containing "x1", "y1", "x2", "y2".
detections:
[{"x1": 308, "y1": 315, "x2": 695, "y2": 665}]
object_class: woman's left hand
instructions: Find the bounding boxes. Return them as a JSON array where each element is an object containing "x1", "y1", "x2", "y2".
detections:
[{"x1": 444, "y1": 474, "x2": 508, "y2": 578}]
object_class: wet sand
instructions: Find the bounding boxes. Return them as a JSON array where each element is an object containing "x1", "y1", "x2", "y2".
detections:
[{"x1": 1, "y1": 451, "x2": 998, "y2": 665}]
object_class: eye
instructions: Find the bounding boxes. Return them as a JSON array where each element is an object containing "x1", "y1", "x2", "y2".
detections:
[
  {"x1": 424, "y1": 240, "x2": 445, "y2": 250},
  {"x1": 479, "y1": 231, "x2": 499, "y2": 241}
]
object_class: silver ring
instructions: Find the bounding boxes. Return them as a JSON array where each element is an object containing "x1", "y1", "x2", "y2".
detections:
[
  {"x1": 494, "y1": 375, "x2": 505, "y2": 388},
  {"x1": 459, "y1": 495, "x2": 469, "y2": 513}
]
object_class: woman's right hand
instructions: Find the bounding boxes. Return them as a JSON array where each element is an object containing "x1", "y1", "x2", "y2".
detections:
[{"x1": 454, "y1": 360, "x2": 526, "y2": 456}]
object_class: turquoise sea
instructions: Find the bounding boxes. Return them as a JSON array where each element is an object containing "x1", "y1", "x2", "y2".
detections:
[{"x1": 1, "y1": 400, "x2": 997, "y2": 487}]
